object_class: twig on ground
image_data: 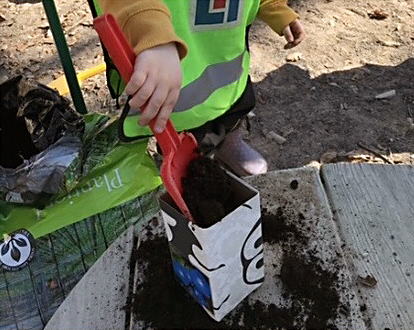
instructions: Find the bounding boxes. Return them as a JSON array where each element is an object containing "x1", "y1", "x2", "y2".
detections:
[
  {"x1": 66, "y1": 16, "x2": 89, "y2": 34},
  {"x1": 403, "y1": 96, "x2": 413, "y2": 119},
  {"x1": 357, "y1": 142, "x2": 394, "y2": 164},
  {"x1": 408, "y1": 105, "x2": 413, "y2": 119}
]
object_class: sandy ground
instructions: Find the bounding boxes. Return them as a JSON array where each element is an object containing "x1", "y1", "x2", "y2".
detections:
[{"x1": 1, "y1": 0, "x2": 413, "y2": 170}]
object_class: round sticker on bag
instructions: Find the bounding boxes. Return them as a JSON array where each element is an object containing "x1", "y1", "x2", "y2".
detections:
[{"x1": 0, "y1": 229, "x2": 35, "y2": 271}]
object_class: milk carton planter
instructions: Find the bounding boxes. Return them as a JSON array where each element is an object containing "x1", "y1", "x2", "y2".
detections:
[{"x1": 159, "y1": 171, "x2": 264, "y2": 322}]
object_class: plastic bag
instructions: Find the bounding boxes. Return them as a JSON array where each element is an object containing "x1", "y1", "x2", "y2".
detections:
[{"x1": 0, "y1": 76, "x2": 84, "y2": 207}]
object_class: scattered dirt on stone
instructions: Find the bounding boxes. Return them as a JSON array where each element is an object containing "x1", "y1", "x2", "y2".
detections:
[
  {"x1": 280, "y1": 253, "x2": 340, "y2": 329},
  {"x1": 130, "y1": 204, "x2": 347, "y2": 329},
  {"x1": 261, "y1": 206, "x2": 308, "y2": 246},
  {"x1": 129, "y1": 230, "x2": 304, "y2": 330},
  {"x1": 261, "y1": 207, "x2": 343, "y2": 329},
  {"x1": 129, "y1": 234, "x2": 226, "y2": 329}
]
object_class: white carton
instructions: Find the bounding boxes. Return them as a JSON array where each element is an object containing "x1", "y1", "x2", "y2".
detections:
[{"x1": 159, "y1": 171, "x2": 264, "y2": 322}]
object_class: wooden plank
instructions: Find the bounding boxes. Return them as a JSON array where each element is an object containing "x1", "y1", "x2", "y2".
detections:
[
  {"x1": 44, "y1": 225, "x2": 135, "y2": 330},
  {"x1": 321, "y1": 163, "x2": 414, "y2": 330}
]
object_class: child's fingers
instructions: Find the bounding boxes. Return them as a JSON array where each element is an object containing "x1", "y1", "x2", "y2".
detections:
[
  {"x1": 284, "y1": 42, "x2": 294, "y2": 50},
  {"x1": 139, "y1": 86, "x2": 169, "y2": 128},
  {"x1": 291, "y1": 20, "x2": 305, "y2": 47},
  {"x1": 283, "y1": 20, "x2": 305, "y2": 49},
  {"x1": 292, "y1": 32, "x2": 304, "y2": 46},
  {"x1": 125, "y1": 68, "x2": 146, "y2": 96},
  {"x1": 283, "y1": 26, "x2": 294, "y2": 42},
  {"x1": 128, "y1": 79, "x2": 155, "y2": 114},
  {"x1": 282, "y1": 26, "x2": 294, "y2": 49},
  {"x1": 153, "y1": 89, "x2": 180, "y2": 133}
]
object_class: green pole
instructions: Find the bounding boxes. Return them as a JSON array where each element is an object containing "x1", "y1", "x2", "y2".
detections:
[{"x1": 42, "y1": 0, "x2": 87, "y2": 114}]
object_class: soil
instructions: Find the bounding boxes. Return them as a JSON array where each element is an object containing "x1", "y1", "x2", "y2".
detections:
[
  {"x1": 131, "y1": 205, "x2": 346, "y2": 329},
  {"x1": 0, "y1": 77, "x2": 39, "y2": 168},
  {"x1": 0, "y1": 76, "x2": 84, "y2": 169},
  {"x1": 262, "y1": 207, "x2": 344, "y2": 329},
  {"x1": 1, "y1": 0, "x2": 413, "y2": 172},
  {"x1": 182, "y1": 156, "x2": 236, "y2": 227}
]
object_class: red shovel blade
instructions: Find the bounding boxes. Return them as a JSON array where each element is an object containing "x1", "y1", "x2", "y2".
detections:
[
  {"x1": 93, "y1": 13, "x2": 198, "y2": 222},
  {"x1": 161, "y1": 132, "x2": 199, "y2": 220}
]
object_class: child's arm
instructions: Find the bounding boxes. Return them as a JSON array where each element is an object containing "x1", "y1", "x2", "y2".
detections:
[
  {"x1": 258, "y1": 0, "x2": 305, "y2": 49},
  {"x1": 98, "y1": 0, "x2": 187, "y2": 59},
  {"x1": 98, "y1": 0, "x2": 187, "y2": 133}
]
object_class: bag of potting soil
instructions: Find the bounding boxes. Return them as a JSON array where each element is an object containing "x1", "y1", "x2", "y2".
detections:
[
  {"x1": 0, "y1": 76, "x2": 162, "y2": 329},
  {"x1": 0, "y1": 75, "x2": 85, "y2": 207}
]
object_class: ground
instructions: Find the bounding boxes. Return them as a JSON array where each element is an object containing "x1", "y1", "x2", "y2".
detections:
[{"x1": 1, "y1": 0, "x2": 413, "y2": 170}]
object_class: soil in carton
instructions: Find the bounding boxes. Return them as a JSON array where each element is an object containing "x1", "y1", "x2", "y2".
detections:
[{"x1": 182, "y1": 156, "x2": 238, "y2": 228}]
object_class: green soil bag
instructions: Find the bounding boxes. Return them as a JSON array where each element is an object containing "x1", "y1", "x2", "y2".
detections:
[{"x1": 0, "y1": 76, "x2": 162, "y2": 329}]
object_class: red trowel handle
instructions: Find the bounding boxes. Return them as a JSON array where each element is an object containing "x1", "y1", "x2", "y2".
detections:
[{"x1": 93, "y1": 13, "x2": 180, "y2": 156}]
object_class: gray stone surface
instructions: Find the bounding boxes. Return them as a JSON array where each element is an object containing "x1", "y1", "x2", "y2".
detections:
[{"x1": 44, "y1": 226, "x2": 135, "y2": 330}]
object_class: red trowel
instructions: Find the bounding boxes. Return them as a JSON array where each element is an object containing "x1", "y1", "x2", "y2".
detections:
[{"x1": 94, "y1": 14, "x2": 198, "y2": 222}]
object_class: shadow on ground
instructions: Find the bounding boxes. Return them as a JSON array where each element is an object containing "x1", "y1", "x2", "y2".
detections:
[{"x1": 250, "y1": 58, "x2": 414, "y2": 169}]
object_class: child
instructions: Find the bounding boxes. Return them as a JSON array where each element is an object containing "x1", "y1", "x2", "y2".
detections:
[{"x1": 98, "y1": 0, "x2": 304, "y2": 176}]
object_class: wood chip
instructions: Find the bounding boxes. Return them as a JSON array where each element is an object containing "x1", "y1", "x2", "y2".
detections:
[
  {"x1": 286, "y1": 52, "x2": 303, "y2": 62},
  {"x1": 267, "y1": 131, "x2": 286, "y2": 144},
  {"x1": 375, "y1": 90, "x2": 396, "y2": 99},
  {"x1": 256, "y1": 92, "x2": 265, "y2": 104},
  {"x1": 350, "y1": 85, "x2": 359, "y2": 93},
  {"x1": 368, "y1": 9, "x2": 389, "y2": 20},
  {"x1": 351, "y1": 69, "x2": 370, "y2": 81},
  {"x1": 377, "y1": 38, "x2": 401, "y2": 48}
]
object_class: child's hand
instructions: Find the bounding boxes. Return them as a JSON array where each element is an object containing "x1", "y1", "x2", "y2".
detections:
[
  {"x1": 282, "y1": 19, "x2": 305, "y2": 50},
  {"x1": 125, "y1": 42, "x2": 182, "y2": 133}
]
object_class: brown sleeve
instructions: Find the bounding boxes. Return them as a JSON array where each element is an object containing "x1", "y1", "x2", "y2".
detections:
[
  {"x1": 98, "y1": 0, "x2": 187, "y2": 59},
  {"x1": 258, "y1": 0, "x2": 299, "y2": 36}
]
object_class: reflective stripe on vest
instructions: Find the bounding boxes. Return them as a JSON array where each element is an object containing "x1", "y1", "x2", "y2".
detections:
[
  {"x1": 174, "y1": 50, "x2": 245, "y2": 112},
  {"x1": 123, "y1": 0, "x2": 260, "y2": 138}
]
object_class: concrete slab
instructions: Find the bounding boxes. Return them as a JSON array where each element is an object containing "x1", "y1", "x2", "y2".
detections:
[{"x1": 44, "y1": 225, "x2": 135, "y2": 330}]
